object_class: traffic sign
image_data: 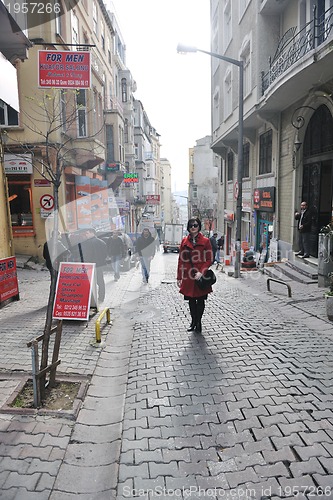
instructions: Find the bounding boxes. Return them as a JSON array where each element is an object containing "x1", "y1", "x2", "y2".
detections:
[{"x1": 40, "y1": 194, "x2": 54, "y2": 210}]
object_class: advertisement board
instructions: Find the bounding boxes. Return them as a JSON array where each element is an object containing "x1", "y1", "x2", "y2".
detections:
[
  {"x1": 52, "y1": 262, "x2": 96, "y2": 320},
  {"x1": 38, "y1": 50, "x2": 91, "y2": 89},
  {"x1": 0, "y1": 256, "x2": 19, "y2": 306},
  {"x1": 75, "y1": 176, "x2": 92, "y2": 229}
]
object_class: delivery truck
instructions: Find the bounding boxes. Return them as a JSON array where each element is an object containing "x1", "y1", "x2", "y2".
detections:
[{"x1": 163, "y1": 223, "x2": 183, "y2": 253}]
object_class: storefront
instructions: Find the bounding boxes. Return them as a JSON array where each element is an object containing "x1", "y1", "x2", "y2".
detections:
[{"x1": 253, "y1": 187, "x2": 275, "y2": 257}]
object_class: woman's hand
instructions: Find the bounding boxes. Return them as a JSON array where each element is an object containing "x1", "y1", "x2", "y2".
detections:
[
  {"x1": 194, "y1": 271, "x2": 202, "y2": 281},
  {"x1": 177, "y1": 280, "x2": 182, "y2": 288}
]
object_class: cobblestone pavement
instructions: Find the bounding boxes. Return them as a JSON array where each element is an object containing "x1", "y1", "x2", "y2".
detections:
[{"x1": 0, "y1": 252, "x2": 332, "y2": 499}]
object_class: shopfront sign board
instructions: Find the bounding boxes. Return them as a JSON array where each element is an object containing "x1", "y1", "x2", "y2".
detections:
[
  {"x1": 0, "y1": 256, "x2": 19, "y2": 306},
  {"x1": 52, "y1": 262, "x2": 97, "y2": 321}
]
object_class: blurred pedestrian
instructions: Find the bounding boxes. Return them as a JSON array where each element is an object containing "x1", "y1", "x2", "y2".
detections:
[
  {"x1": 177, "y1": 218, "x2": 213, "y2": 333},
  {"x1": 136, "y1": 228, "x2": 156, "y2": 283},
  {"x1": 216, "y1": 235, "x2": 224, "y2": 264},
  {"x1": 43, "y1": 230, "x2": 69, "y2": 279},
  {"x1": 76, "y1": 228, "x2": 108, "y2": 302},
  {"x1": 209, "y1": 232, "x2": 218, "y2": 263},
  {"x1": 109, "y1": 232, "x2": 125, "y2": 281}
]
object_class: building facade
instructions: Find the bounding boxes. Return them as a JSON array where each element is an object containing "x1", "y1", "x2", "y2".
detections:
[{"x1": 212, "y1": 0, "x2": 333, "y2": 261}]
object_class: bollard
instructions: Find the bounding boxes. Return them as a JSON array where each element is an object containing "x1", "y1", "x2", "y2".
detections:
[
  {"x1": 267, "y1": 278, "x2": 292, "y2": 297},
  {"x1": 95, "y1": 307, "x2": 111, "y2": 343}
]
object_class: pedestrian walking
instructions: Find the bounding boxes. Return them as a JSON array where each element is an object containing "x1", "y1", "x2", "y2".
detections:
[
  {"x1": 177, "y1": 218, "x2": 213, "y2": 333},
  {"x1": 109, "y1": 232, "x2": 125, "y2": 281},
  {"x1": 73, "y1": 227, "x2": 108, "y2": 302},
  {"x1": 295, "y1": 201, "x2": 313, "y2": 258},
  {"x1": 43, "y1": 230, "x2": 69, "y2": 278},
  {"x1": 136, "y1": 228, "x2": 156, "y2": 283},
  {"x1": 216, "y1": 234, "x2": 224, "y2": 264},
  {"x1": 209, "y1": 232, "x2": 218, "y2": 263}
]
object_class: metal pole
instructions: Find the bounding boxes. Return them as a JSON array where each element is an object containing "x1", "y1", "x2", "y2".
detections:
[{"x1": 234, "y1": 61, "x2": 244, "y2": 279}]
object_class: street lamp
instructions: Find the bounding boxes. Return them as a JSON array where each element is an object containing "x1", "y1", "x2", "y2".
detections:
[{"x1": 177, "y1": 43, "x2": 244, "y2": 278}]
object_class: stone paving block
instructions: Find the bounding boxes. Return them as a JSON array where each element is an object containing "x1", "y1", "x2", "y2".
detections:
[
  {"x1": 162, "y1": 449, "x2": 191, "y2": 463},
  {"x1": 118, "y1": 462, "x2": 149, "y2": 482},
  {"x1": 149, "y1": 461, "x2": 179, "y2": 478},
  {"x1": 149, "y1": 437, "x2": 175, "y2": 451},
  {"x1": 122, "y1": 437, "x2": 148, "y2": 452},
  {"x1": 313, "y1": 474, "x2": 333, "y2": 489},
  {"x1": 225, "y1": 467, "x2": 260, "y2": 488},
  {"x1": 294, "y1": 444, "x2": 331, "y2": 461},
  {"x1": 318, "y1": 456, "x2": 333, "y2": 474},
  {"x1": 271, "y1": 432, "x2": 305, "y2": 449},
  {"x1": 189, "y1": 448, "x2": 219, "y2": 463},
  {"x1": 234, "y1": 416, "x2": 262, "y2": 433},
  {"x1": 179, "y1": 461, "x2": 210, "y2": 477},
  {"x1": 3, "y1": 471, "x2": 41, "y2": 490},
  {"x1": 299, "y1": 430, "x2": 332, "y2": 446},
  {"x1": 207, "y1": 459, "x2": 238, "y2": 474},
  {"x1": 254, "y1": 462, "x2": 290, "y2": 480},
  {"x1": 278, "y1": 474, "x2": 316, "y2": 493}
]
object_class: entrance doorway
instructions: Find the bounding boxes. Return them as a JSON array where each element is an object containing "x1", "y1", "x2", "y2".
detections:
[{"x1": 302, "y1": 105, "x2": 333, "y2": 257}]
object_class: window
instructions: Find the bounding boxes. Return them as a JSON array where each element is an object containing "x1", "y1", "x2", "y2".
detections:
[
  {"x1": 7, "y1": 175, "x2": 34, "y2": 234},
  {"x1": 55, "y1": 3, "x2": 62, "y2": 35},
  {"x1": 240, "y1": 39, "x2": 251, "y2": 97},
  {"x1": 224, "y1": 70, "x2": 232, "y2": 119},
  {"x1": 213, "y1": 88, "x2": 220, "y2": 130},
  {"x1": 101, "y1": 22, "x2": 105, "y2": 51},
  {"x1": 107, "y1": 38, "x2": 111, "y2": 64},
  {"x1": 93, "y1": 2, "x2": 98, "y2": 35},
  {"x1": 121, "y1": 78, "x2": 127, "y2": 102},
  {"x1": 106, "y1": 124, "x2": 114, "y2": 162},
  {"x1": 124, "y1": 119, "x2": 129, "y2": 143},
  {"x1": 227, "y1": 151, "x2": 234, "y2": 181},
  {"x1": 259, "y1": 130, "x2": 272, "y2": 175},
  {"x1": 0, "y1": 100, "x2": 18, "y2": 126},
  {"x1": 243, "y1": 142, "x2": 250, "y2": 178},
  {"x1": 71, "y1": 11, "x2": 79, "y2": 46},
  {"x1": 223, "y1": 0, "x2": 232, "y2": 50},
  {"x1": 76, "y1": 89, "x2": 87, "y2": 137}
]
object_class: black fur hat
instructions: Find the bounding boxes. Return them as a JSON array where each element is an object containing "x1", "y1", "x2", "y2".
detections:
[{"x1": 187, "y1": 218, "x2": 202, "y2": 232}]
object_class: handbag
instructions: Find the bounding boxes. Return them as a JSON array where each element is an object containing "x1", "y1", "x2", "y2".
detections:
[
  {"x1": 196, "y1": 269, "x2": 217, "y2": 290},
  {"x1": 188, "y1": 251, "x2": 216, "y2": 290}
]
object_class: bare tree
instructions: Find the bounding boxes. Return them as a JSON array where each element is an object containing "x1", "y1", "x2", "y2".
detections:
[{"x1": 6, "y1": 88, "x2": 105, "y2": 401}]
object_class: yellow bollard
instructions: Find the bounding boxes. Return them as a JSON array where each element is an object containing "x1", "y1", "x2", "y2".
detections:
[{"x1": 95, "y1": 307, "x2": 111, "y2": 343}]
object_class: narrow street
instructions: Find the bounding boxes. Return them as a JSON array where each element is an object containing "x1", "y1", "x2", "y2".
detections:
[{"x1": 0, "y1": 251, "x2": 333, "y2": 499}]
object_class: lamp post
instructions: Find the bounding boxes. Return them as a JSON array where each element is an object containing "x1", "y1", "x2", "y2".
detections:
[{"x1": 177, "y1": 43, "x2": 244, "y2": 278}]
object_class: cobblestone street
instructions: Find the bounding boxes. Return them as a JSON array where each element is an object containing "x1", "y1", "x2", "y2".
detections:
[{"x1": 0, "y1": 251, "x2": 333, "y2": 499}]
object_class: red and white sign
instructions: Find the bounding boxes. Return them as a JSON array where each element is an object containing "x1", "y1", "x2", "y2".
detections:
[
  {"x1": 53, "y1": 263, "x2": 96, "y2": 321},
  {"x1": 40, "y1": 194, "x2": 54, "y2": 210},
  {"x1": 4, "y1": 154, "x2": 33, "y2": 174},
  {"x1": 254, "y1": 189, "x2": 260, "y2": 204},
  {"x1": 34, "y1": 179, "x2": 51, "y2": 187},
  {"x1": 0, "y1": 256, "x2": 19, "y2": 305},
  {"x1": 146, "y1": 195, "x2": 160, "y2": 205},
  {"x1": 38, "y1": 50, "x2": 91, "y2": 89},
  {"x1": 233, "y1": 181, "x2": 239, "y2": 200}
]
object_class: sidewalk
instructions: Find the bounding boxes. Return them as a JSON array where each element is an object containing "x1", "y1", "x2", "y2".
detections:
[{"x1": 0, "y1": 253, "x2": 333, "y2": 498}]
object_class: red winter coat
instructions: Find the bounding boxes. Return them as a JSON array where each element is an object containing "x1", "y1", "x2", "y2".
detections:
[{"x1": 177, "y1": 232, "x2": 213, "y2": 298}]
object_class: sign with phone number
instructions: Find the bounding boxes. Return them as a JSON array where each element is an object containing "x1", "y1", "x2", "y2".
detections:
[
  {"x1": 0, "y1": 256, "x2": 19, "y2": 306},
  {"x1": 52, "y1": 262, "x2": 95, "y2": 321}
]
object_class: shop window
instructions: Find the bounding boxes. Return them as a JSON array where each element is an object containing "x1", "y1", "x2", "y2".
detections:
[
  {"x1": 259, "y1": 130, "x2": 272, "y2": 175},
  {"x1": 7, "y1": 175, "x2": 34, "y2": 235},
  {"x1": 121, "y1": 78, "x2": 127, "y2": 103}
]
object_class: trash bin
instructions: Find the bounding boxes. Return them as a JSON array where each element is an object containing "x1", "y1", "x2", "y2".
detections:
[{"x1": 318, "y1": 233, "x2": 333, "y2": 287}]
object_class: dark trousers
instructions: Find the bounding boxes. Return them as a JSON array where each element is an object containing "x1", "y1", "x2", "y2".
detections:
[
  {"x1": 299, "y1": 231, "x2": 311, "y2": 256},
  {"x1": 188, "y1": 297, "x2": 205, "y2": 325}
]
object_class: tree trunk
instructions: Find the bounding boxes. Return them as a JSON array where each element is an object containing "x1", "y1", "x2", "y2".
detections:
[{"x1": 39, "y1": 183, "x2": 60, "y2": 401}]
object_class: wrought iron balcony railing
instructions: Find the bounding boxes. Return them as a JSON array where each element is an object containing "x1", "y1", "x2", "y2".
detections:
[{"x1": 261, "y1": 5, "x2": 333, "y2": 95}]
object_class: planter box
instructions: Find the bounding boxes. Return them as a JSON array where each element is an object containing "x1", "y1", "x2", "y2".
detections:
[{"x1": 325, "y1": 294, "x2": 333, "y2": 321}]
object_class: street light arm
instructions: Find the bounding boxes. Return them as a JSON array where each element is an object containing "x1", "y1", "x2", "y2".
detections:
[{"x1": 177, "y1": 43, "x2": 242, "y2": 68}]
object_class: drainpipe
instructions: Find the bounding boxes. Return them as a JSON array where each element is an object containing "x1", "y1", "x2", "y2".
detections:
[{"x1": 275, "y1": 112, "x2": 282, "y2": 243}]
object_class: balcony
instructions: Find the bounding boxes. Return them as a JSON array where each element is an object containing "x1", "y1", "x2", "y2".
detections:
[{"x1": 261, "y1": 5, "x2": 333, "y2": 97}]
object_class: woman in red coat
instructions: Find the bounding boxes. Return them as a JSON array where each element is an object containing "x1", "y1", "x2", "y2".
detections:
[{"x1": 177, "y1": 218, "x2": 213, "y2": 333}]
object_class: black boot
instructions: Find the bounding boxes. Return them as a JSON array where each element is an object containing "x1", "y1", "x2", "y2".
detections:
[
  {"x1": 187, "y1": 299, "x2": 197, "y2": 331},
  {"x1": 195, "y1": 299, "x2": 205, "y2": 333}
]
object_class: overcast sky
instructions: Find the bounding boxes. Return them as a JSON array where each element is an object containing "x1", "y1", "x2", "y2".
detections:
[{"x1": 108, "y1": 0, "x2": 211, "y2": 192}]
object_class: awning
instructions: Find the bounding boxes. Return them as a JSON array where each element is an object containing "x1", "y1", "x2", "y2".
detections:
[{"x1": 0, "y1": 1, "x2": 32, "y2": 63}]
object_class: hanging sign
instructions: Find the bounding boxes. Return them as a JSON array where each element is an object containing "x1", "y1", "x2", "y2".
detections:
[
  {"x1": 38, "y1": 50, "x2": 91, "y2": 89},
  {"x1": 53, "y1": 262, "x2": 97, "y2": 320},
  {"x1": 253, "y1": 187, "x2": 275, "y2": 212}
]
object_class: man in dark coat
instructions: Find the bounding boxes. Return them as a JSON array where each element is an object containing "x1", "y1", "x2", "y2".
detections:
[
  {"x1": 295, "y1": 201, "x2": 313, "y2": 258},
  {"x1": 136, "y1": 228, "x2": 155, "y2": 283},
  {"x1": 108, "y1": 232, "x2": 125, "y2": 281},
  {"x1": 209, "y1": 232, "x2": 218, "y2": 263},
  {"x1": 75, "y1": 228, "x2": 108, "y2": 301},
  {"x1": 43, "y1": 230, "x2": 69, "y2": 278}
]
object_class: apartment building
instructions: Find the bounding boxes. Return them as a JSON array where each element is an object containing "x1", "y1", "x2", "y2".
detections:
[
  {"x1": 212, "y1": 0, "x2": 333, "y2": 260},
  {"x1": 188, "y1": 136, "x2": 219, "y2": 233},
  {"x1": 0, "y1": 1, "x2": 31, "y2": 259}
]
